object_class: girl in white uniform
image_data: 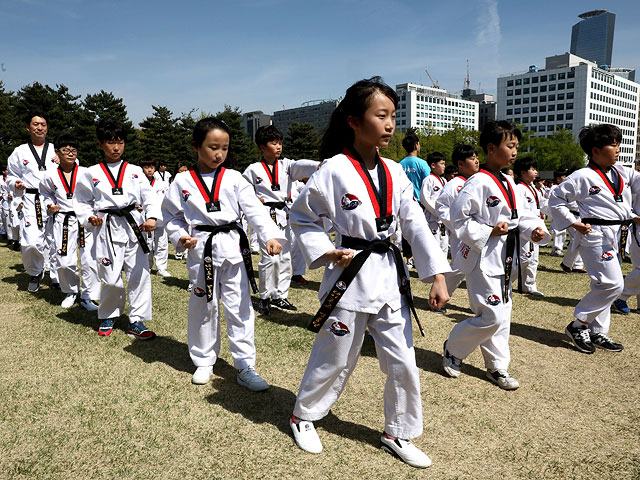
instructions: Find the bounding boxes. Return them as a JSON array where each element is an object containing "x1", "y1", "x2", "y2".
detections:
[
  {"x1": 140, "y1": 157, "x2": 171, "y2": 277},
  {"x1": 40, "y1": 134, "x2": 100, "y2": 310},
  {"x1": 549, "y1": 124, "x2": 640, "y2": 353},
  {"x1": 75, "y1": 120, "x2": 161, "y2": 340},
  {"x1": 162, "y1": 117, "x2": 285, "y2": 390},
  {"x1": 442, "y1": 121, "x2": 549, "y2": 390},
  {"x1": 420, "y1": 152, "x2": 449, "y2": 256},
  {"x1": 288, "y1": 77, "x2": 450, "y2": 469}
]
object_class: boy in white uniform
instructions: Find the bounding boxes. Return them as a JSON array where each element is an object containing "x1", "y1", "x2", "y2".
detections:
[
  {"x1": 75, "y1": 119, "x2": 161, "y2": 340},
  {"x1": 242, "y1": 125, "x2": 318, "y2": 314},
  {"x1": 153, "y1": 161, "x2": 172, "y2": 183},
  {"x1": 6, "y1": 113, "x2": 58, "y2": 292},
  {"x1": 514, "y1": 156, "x2": 545, "y2": 296},
  {"x1": 0, "y1": 167, "x2": 8, "y2": 241},
  {"x1": 548, "y1": 170, "x2": 567, "y2": 255},
  {"x1": 549, "y1": 124, "x2": 638, "y2": 353},
  {"x1": 420, "y1": 152, "x2": 448, "y2": 256},
  {"x1": 140, "y1": 156, "x2": 170, "y2": 277},
  {"x1": 435, "y1": 144, "x2": 480, "y2": 301},
  {"x1": 442, "y1": 121, "x2": 549, "y2": 390},
  {"x1": 40, "y1": 133, "x2": 99, "y2": 310}
]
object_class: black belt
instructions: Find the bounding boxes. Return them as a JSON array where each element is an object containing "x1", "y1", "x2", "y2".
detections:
[
  {"x1": 569, "y1": 210, "x2": 580, "y2": 216},
  {"x1": 581, "y1": 218, "x2": 632, "y2": 226},
  {"x1": 264, "y1": 201, "x2": 287, "y2": 227},
  {"x1": 99, "y1": 204, "x2": 150, "y2": 255},
  {"x1": 504, "y1": 227, "x2": 521, "y2": 301},
  {"x1": 582, "y1": 218, "x2": 634, "y2": 260},
  {"x1": 308, "y1": 235, "x2": 424, "y2": 336},
  {"x1": 25, "y1": 188, "x2": 43, "y2": 228},
  {"x1": 195, "y1": 223, "x2": 258, "y2": 302},
  {"x1": 57, "y1": 211, "x2": 85, "y2": 255}
]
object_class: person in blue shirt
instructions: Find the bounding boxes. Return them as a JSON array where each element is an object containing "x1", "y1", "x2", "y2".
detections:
[{"x1": 399, "y1": 130, "x2": 430, "y2": 200}]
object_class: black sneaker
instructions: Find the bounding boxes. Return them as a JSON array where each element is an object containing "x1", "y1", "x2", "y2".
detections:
[
  {"x1": 12, "y1": 241, "x2": 20, "y2": 251},
  {"x1": 27, "y1": 272, "x2": 43, "y2": 293},
  {"x1": 271, "y1": 298, "x2": 297, "y2": 311},
  {"x1": 590, "y1": 333, "x2": 624, "y2": 352},
  {"x1": 560, "y1": 262, "x2": 572, "y2": 273},
  {"x1": 256, "y1": 298, "x2": 270, "y2": 315},
  {"x1": 565, "y1": 322, "x2": 595, "y2": 354}
]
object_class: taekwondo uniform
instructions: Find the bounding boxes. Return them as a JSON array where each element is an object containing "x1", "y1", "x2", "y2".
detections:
[
  {"x1": 547, "y1": 184, "x2": 567, "y2": 255},
  {"x1": 74, "y1": 160, "x2": 161, "y2": 324},
  {"x1": 445, "y1": 170, "x2": 549, "y2": 371},
  {"x1": 6, "y1": 141, "x2": 57, "y2": 276},
  {"x1": 242, "y1": 158, "x2": 318, "y2": 302},
  {"x1": 290, "y1": 151, "x2": 450, "y2": 439},
  {"x1": 549, "y1": 164, "x2": 640, "y2": 335},
  {"x1": 435, "y1": 174, "x2": 470, "y2": 297},
  {"x1": 420, "y1": 172, "x2": 448, "y2": 255},
  {"x1": 40, "y1": 163, "x2": 100, "y2": 302},
  {"x1": 0, "y1": 175, "x2": 9, "y2": 237},
  {"x1": 147, "y1": 176, "x2": 170, "y2": 273},
  {"x1": 289, "y1": 180, "x2": 308, "y2": 277},
  {"x1": 153, "y1": 169, "x2": 172, "y2": 184},
  {"x1": 516, "y1": 180, "x2": 547, "y2": 293},
  {"x1": 162, "y1": 168, "x2": 285, "y2": 369}
]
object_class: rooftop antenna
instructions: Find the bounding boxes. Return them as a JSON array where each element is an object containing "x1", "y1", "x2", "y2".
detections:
[{"x1": 465, "y1": 60, "x2": 471, "y2": 90}]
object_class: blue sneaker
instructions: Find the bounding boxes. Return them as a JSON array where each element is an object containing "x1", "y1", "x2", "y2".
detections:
[
  {"x1": 612, "y1": 299, "x2": 630, "y2": 315},
  {"x1": 127, "y1": 321, "x2": 155, "y2": 340},
  {"x1": 98, "y1": 319, "x2": 115, "y2": 337}
]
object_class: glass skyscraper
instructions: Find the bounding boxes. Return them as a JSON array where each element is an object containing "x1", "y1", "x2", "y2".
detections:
[{"x1": 570, "y1": 10, "x2": 615, "y2": 67}]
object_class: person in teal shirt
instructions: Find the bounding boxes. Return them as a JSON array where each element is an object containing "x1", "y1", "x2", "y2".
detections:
[{"x1": 399, "y1": 130, "x2": 430, "y2": 200}]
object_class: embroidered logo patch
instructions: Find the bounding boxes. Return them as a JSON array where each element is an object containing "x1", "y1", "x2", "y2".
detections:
[
  {"x1": 525, "y1": 251, "x2": 532, "y2": 258},
  {"x1": 330, "y1": 321, "x2": 350, "y2": 336},
  {"x1": 341, "y1": 193, "x2": 362, "y2": 211},
  {"x1": 101, "y1": 257, "x2": 112, "y2": 266},
  {"x1": 589, "y1": 186, "x2": 601, "y2": 195},
  {"x1": 526, "y1": 196, "x2": 533, "y2": 203},
  {"x1": 23, "y1": 159, "x2": 29, "y2": 166},
  {"x1": 460, "y1": 244, "x2": 470, "y2": 259},
  {"x1": 486, "y1": 196, "x2": 500, "y2": 207},
  {"x1": 456, "y1": 185, "x2": 463, "y2": 192},
  {"x1": 92, "y1": 178, "x2": 100, "y2": 187},
  {"x1": 25, "y1": 221, "x2": 31, "y2": 227},
  {"x1": 433, "y1": 186, "x2": 441, "y2": 192},
  {"x1": 336, "y1": 281, "x2": 347, "y2": 291},
  {"x1": 255, "y1": 176, "x2": 263, "y2": 184},
  {"x1": 182, "y1": 190, "x2": 191, "y2": 201},
  {"x1": 486, "y1": 294, "x2": 501, "y2": 306},
  {"x1": 601, "y1": 251, "x2": 614, "y2": 261},
  {"x1": 132, "y1": 173, "x2": 138, "y2": 179},
  {"x1": 57, "y1": 249, "x2": 62, "y2": 255},
  {"x1": 193, "y1": 287, "x2": 206, "y2": 297}
]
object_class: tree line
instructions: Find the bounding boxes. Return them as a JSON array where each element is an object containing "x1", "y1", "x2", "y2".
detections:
[{"x1": 1, "y1": 81, "x2": 584, "y2": 173}]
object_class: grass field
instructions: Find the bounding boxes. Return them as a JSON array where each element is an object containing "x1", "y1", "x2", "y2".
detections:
[{"x1": 1, "y1": 242, "x2": 639, "y2": 480}]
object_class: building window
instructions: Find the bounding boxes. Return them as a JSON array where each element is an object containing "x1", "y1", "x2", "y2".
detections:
[
  {"x1": 558, "y1": 93, "x2": 565, "y2": 100},
  {"x1": 566, "y1": 103, "x2": 573, "y2": 109},
  {"x1": 530, "y1": 126, "x2": 537, "y2": 132},
  {"x1": 531, "y1": 106, "x2": 538, "y2": 113},
  {"x1": 548, "y1": 104, "x2": 555, "y2": 111},
  {"x1": 548, "y1": 114, "x2": 555, "y2": 121},
  {"x1": 507, "y1": 80, "x2": 514, "y2": 87},
  {"x1": 566, "y1": 123, "x2": 573, "y2": 129},
  {"x1": 539, "y1": 115, "x2": 546, "y2": 122},
  {"x1": 515, "y1": 99, "x2": 521, "y2": 105},
  {"x1": 531, "y1": 116, "x2": 537, "y2": 122},
  {"x1": 558, "y1": 72, "x2": 566, "y2": 79},
  {"x1": 567, "y1": 82, "x2": 574, "y2": 89},
  {"x1": 549, "y1": 94, "x2": 555, "y2": 101},
  {"x1": 514, "y1": 118, "x2": 521, "y2": 123},
  {"x1": 523, "y1": 107, "x2": 529, "y2": 113},
  {"x1": 507, "y1": 99, "x2": 513, "y2": 106},
  {"x1": 540, "y1": 75, "x2": 547, "y2": 82},
  {"x1": 566, "y1": 113, "x2": 573, "y2": 120},
  {"x1": 523, "y1": 117, "x2": 529, "y2": 123},
  {"x1": 568, "y1": 70, "x2": 575, "y2": 78},
  {"x1": 515, "y1": 88, "x2": 522, "y2": 95},
  {"x1": 549, "y1": 74, "x2": 556, "y2": 81},
  {"x1": 531, "y1": 96, "x2": 538, "y2": 103},
  {"x1": 523, "y1": 87, "x2": 530, "y2": 94},
  {"x1": 516, "y1": 79, "x2": 522, "y2": 86},
  {"x1": 539, "y1": 125, "x2": 545, "y2": 132},
  {"x1": 515, "y1": 108, "x2": 521, "y2": 114},
  {"x1": 558, "y1": 83, "x2": 565, "y2": 90},
  {"x1": 532, "y1": 76, "x2": 539, "y2": 83},
  {"x1": 507, "y1": 90, "x2": 513, "y2": 96},
  {"x1": 540, "y1": 105, "x2": 547, "y2": 112},
  {"x1": 540, "y1": 86, "x2": 547, "y2": 92},
  {"x1": 531, "y1": 86, "x2": 539, "y2": 93},
  {"x1": 557, "y1": 104, "x2": 564, "y2": 110},
  {"x1": 557, "y1": 114, "x2": 564, "y2": 120},
  {"x1": 540, "y1": 95, "x2": 546, "y2": 102},
  {"x1": 507, "y1": 109, "x2": 513, "y2": 115},
  {"x1": 523, "y1": 98, "x2": 529, "y2": 104},
  {"x1": 567, "y1": 92, "x2": 574, "y2": 99},
  {"x1": 549, "y1": 84, "x2": 556, "y2": 91}
]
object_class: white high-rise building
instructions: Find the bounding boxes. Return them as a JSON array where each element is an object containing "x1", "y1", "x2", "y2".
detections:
[
  {"x1": 395, "y1": 83, "x2": 479, "y2": 133},
  {"x1": 497, "y1": 53, "x2": 639, "y2": 167}
]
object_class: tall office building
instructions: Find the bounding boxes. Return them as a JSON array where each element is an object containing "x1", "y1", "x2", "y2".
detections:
[
  {"x1": 570, "y1": 10, "x2": 615, "y2": 67},
  {"x1": 395, "y1": 83, "x2": 479, "y2": 133},
  {"x1": 272, "y1": 100, "x2": 338, "y2": 135},
  {"x1": 242, "y1": 111, "x2": 272, "y2": 141},
  {"x1": 497, "y1": 53, "x2": 639, "y2": 167},
  {"x1": 462, "y1": 89, "x2": 497, "y2": 131}
]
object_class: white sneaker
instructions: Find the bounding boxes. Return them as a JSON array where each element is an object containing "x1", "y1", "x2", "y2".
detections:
[
  {"x1": 61, "y1": 293, "x2": 77, "y2": 308},
  {"x1": 442, "y1": 341, "x2": 461, "y2": 378},
  {"x1": 290, "y1": 416, "x2": 323, "y2": 454},
  {"x1": 237, "y1": 367, "x2": 269, "y2": 391},
  {"x1": 486, "y1": 369, "x2": 520, "y2": 390},
  {"x1": 380, "y1": 433, "x2": 432, "y2": 468},
  {"x1": 157, "y1": 269, "x2": 171, "y2": 278},
  {"x1": 79, "y1": 298, "x2": 99, "y2": 311},
  {"x1": 174, "y1": 252, "x2": 184, "y2": 260},
  {"x1": 192, "y1": 366, "x2": 213, "y2": 385}
]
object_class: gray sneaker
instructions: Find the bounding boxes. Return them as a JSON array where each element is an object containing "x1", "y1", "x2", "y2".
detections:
[
  {"x1": 442, "y1": 341, "x2": 461, "y2": 378},
  {"x1": 27, "y1": 272, "x2": 43, "y2": 293},
  {"x1": 237, "y1": 367, "x2": 269, "y2": 391}
]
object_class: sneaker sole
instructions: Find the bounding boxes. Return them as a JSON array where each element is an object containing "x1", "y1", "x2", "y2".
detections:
[
  {"x1": 127, "y1": 332, "x2": 156, "y2": 340},
  {"x1": 237, "y1": 379, "x2": 269, "y2": 392},
  {"x1": 380, "y1": 442, "x2": 432, "y2": 468},
  {"x1": 564, "y1": 327, "x2": 595, "y2": 354},
  {"x1": 485, "y1": 372, "x2": 520, "y2": 390},
  {"x1": 270, "y1": 304, "x2": 297, "y2": 312},
  {"x1": 593, "y1": 343, "x2": 624, "y2": 352},
  {"x1": 98, "y1": 329, "x2": 113, "y2": 337}
]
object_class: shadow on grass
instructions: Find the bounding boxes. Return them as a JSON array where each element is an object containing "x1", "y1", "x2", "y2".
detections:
[
  {"x1": 206, "y1": 360, "x2": 381, "y2": 448},
  {"x1": 510, "y1": 322, "x2": 574, "y2": 350},
  {"x1": 414, "y1": 346, "x2": 487, "y2": 380},
  {"x1": 289, "y1": 279, "x2": 321, "y2": 291},
  {"x1": 158, "y1": 275, "x2": 190, "y2": 290},
  {"x1": 56, "y1": 308, "x2": 99, "y2": 332},
  {"x1": 124, "y1": 334, "x2": 193, "y2": 373}
]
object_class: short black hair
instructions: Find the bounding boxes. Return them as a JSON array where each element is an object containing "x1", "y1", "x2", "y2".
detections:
[
  {"x1": 513, "y1": 156, "x2": 537, "y2": 177},
  {"x1": 402, "y1": 130, "x2": 419, "y2": 154},
  {"x1": 54, "y1": 133, "x2": 78, "y2": 150},
  {"x1": 553, "y1": 170, "x2": 567, "y2": 180},
  {"x1": 96, "y1": 118, "x2": 125, "y2": 143},
  {"x1": 427, "y1": 151, "x2": 445, "y2": 167},
  {"x1": 451, "y1": 144, "x2": 477, "y2": 166},
  {"x1": 25, "y1": 111, "x2": 47, "y2": 125},
  {"x1": 578, "y1": 123, "x2": 622, "y2": 158},
  {"x1": 479, "y1": 120, "x2": 522, "y2": 154},
  {"x1": 444, "y1": 165, "x2": 458, "y2": 176},
  {"x1": 255, "y1": 125, "x2": 283, "y2": 147},
  {"x1": 139, "y1": 155, "x2": 156, "y2": 168},
  {"x1": 501, "y1": 167, "x2": 514, "y2": 175}
]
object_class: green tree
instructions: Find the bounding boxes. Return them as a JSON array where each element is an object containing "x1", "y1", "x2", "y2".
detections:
[
  {"x1": 379, "y1": 130, "x2": 405, "y2": 162},
  {"x1": 285, "y1": 122, "x2": 319, "y2": 160},
  {"x1": 174, "y1": 110, "x2": 198, "y2": 170},
  {"x1": 525, "y1": 129, "x2": 585, "y2": 171},
  {"x1": 139, "y1": 105, "x2": 181, "y2": 169},
  {"x1": 215, "y1": 105, "x2": 258, "y2": 171},
  {"x1": 0, "y1": 82, "x2": 20, "y2": 162}
]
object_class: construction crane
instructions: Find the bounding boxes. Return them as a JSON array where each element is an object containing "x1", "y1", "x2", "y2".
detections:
[
  {"x1": 464, "y1": 60, "x2": 470, "y2": 90},
  {"x1": 424, "y1": 68, "x2": 439, "y2": 89}
]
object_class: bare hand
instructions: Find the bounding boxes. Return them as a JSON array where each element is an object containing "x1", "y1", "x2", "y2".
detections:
[
  {"x1": 47, "y1": 204, "x2": 60, "y2": 213},
  {"x1": 180, "y1": 235, "x2": 197, "y2": 249},
  {"x1": 572, "y1": 221, "x2": 591, "y2": 235},
  {"x1": 324, "y1": 249, "x2": 355, "y2": 268},
  {"x1": 490, "y1": 222, "x2": 509, "y2": 236},
  {"x1": 633, "y1": 216, "x2": 640, "y2": 225},
  {"x1": 266, "y1": 239, "x2": 282, "y2": 255},
  {"x1": 15, "y1": 180, "x2": 25, "y2": 191},
  {"x1": 530, "y1": 226, "x2": 545, "y2": 243},
  {"x1": 429, "y1": 273, "x2": 450, "y2": 311},
  {"x1": 136, "y1": 205, "x2": 143, "y2": 212},
  {"x1": 51, "y1": 154, "x2": 60, "y2": 165},
  {"x1": 141, "y1": 218, "x2": 156, "y2": 232},
  {"x1": 89, "y1": 216, "x2": 103, "y2": 227}
]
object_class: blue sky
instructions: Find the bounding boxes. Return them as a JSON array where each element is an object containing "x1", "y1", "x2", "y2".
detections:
[{"x1": 1, "y1": 0, "x2": 638, "y2": 125}]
